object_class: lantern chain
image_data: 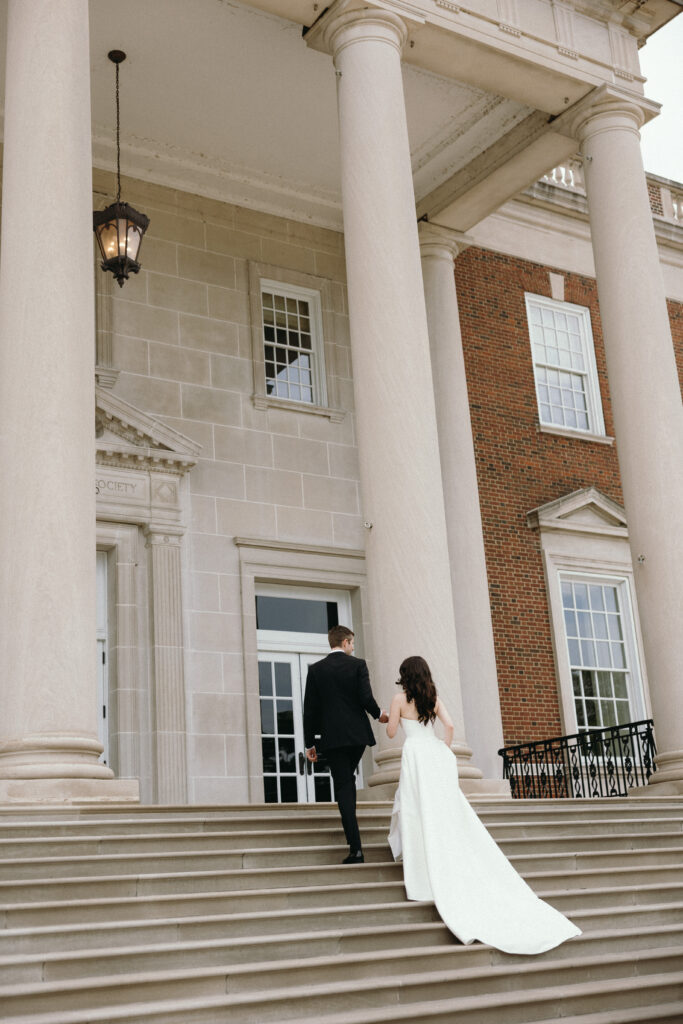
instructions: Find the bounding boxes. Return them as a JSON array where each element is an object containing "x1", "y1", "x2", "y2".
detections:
[{"x1": 115, "y1": 59, "x2": 121, "y2": 203}]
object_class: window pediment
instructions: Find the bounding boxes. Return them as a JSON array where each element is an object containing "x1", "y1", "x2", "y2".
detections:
[{"x1": 527, "y1": 487, "x2": 627, "y2": 537}]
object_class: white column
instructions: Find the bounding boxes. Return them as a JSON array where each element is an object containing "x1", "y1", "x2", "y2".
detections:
[
  {"x1": 420, "y1": 226, "x2": 506, "y2": 781},
  {"x1": 145, "y1": 530, "x2": 188, "y2": 804},
  {"x1": 318, "y1": 8, "x2": 481, "y2": 786},
  {"x1": 572, "y1": 86, "x2": 683, "y2": 793},
  {"x1": 0, "y1": 0, "x2": 137, "y2": 802}
]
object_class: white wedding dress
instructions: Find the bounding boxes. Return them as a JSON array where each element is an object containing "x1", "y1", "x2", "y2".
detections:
[{"x1": 388, "y1": 718, "x2": 581, "y2": 955}]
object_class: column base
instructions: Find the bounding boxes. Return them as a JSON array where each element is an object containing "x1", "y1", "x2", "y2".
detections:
[
  {"x1": 0, "y1": 777, "x2": 140, "y2": 805},
  {"x1": 0, "y1": 733, "x2": 114, "y2": 780},
  {"x1": 630, "y1": 749, "x2": 683, "y2": 796},
  {"x1": 368, "y1": 739, "x2": 484, "y2": 788}
]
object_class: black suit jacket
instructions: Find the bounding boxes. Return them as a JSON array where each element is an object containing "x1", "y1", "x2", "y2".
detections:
[{"x1": 303, "y1": 653, "x2": 381, "y2": 752}]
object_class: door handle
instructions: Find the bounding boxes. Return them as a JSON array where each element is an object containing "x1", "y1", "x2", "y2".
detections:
[{"x1": 298, "y1": 751, "x2": 306, "y2": 775}]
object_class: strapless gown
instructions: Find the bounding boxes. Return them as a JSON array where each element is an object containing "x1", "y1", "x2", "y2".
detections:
[{"x1": 388, "y1": 717, "x2": 581, "y2": 954}]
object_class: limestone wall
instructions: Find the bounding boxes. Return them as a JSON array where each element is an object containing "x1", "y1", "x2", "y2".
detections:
[{"x1": 93, "y1": 169, "x2": 361, "y2": 802}]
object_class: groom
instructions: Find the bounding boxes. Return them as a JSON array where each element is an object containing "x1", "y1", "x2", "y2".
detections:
[{"x1": 304, "y1": 625, "x2": 388, "y2": 864}]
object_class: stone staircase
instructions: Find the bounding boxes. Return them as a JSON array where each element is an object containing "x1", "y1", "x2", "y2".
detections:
[{"x1": 0, "y1": 797, "x2": 682, "y2": 1023}]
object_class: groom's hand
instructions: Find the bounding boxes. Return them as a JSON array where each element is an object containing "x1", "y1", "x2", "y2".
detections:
[
  {"x1": 379, "y1": 709, "x2": 389, "y2": 724},
  {"x1": 306, "y1": 746, "x2": 317, "y2": 762}
]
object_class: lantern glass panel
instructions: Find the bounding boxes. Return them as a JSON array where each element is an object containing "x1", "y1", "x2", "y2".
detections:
[
  {"x1": 96, "y1": 221, "x2": 119, "y2": 261},
  {"x1": 125, "y1": 222, "x2": 143, "y2": 260}
]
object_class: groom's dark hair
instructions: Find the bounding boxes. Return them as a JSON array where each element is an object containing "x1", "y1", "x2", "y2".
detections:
[{"x1": 328, "y1": 625, "x2": 354, "y2": 648}]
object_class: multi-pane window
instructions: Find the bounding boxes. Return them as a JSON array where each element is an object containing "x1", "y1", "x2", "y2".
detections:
[
  {"x1": 561, "y1": 578, "x2": 633, "y2": 731},
  {"x1": 259, "y1": 660, "x2": 297, "y2": 804},
  {"x1": 260, "y1": 283, "x2": 325, "y2": 406},
  {"x1": 525, "y1": 295, "x2": 605, "y2": 436}
]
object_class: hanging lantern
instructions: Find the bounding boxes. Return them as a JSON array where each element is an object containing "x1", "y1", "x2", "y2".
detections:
[{"x1": 93, "y1": 51, "x2": 149, "y2": 287}]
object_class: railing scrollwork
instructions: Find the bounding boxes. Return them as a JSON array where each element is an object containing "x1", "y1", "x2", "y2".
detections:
[{"x1": 499, "y1": 719, "x2": 657, "y2": 799}]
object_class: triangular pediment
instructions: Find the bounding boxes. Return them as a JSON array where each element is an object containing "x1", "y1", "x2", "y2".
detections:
[
  {"x1": 95, "y1": 387, "x2": 201, "y2": 472},
  {"x1": 527, "y1": 487, "x2": 628, "y2": 537}
]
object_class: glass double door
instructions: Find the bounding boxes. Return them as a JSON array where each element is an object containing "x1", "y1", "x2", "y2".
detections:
[{"x1": 259, "y1": 651, "x2": 336, "y2": 803}]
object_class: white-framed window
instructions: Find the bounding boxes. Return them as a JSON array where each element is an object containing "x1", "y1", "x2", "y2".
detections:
[
  {"x1": 528, "y1": 487, "x2": 650, "y2": 738},
  {"x1": 525, "y1": 294, "x2": 605, "y2": 437},
  {"x1": 260, "y1": 280, "x2": 326, "y2": 407},
  {"x1": 248, "y1": 262, "x2": 344, "y2": 422},
  {"x1": 560, "y1": 573, "x2": 644, "y2": 731}
]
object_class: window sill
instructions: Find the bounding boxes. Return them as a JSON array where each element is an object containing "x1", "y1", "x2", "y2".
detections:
[
  {"x1": 537, "y1": 423, "x2": 614, "y2": 446},
  {"x1": 253, "y1": 393, "x2": 345, "y2": 423}
]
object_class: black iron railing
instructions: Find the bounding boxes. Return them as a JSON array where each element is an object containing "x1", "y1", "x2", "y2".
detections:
[{"x1": 499, "y1": 719, "x2": 657, "y2": 799}]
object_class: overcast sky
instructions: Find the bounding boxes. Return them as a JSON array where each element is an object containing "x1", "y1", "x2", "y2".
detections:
[{"x1": 638, "y1": 15, "x2": 683, "y2": 183}]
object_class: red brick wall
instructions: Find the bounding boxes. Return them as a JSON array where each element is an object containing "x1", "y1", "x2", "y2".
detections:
[
  {"x1": 647, "y1": 181, "x2": 664, "y2": 217},
  {"x1": 668, "y1": 298, "x2": 683, "y2": 391},
  {"x1": 454, "y1": 248, "x2": 625, "y2": 746}
]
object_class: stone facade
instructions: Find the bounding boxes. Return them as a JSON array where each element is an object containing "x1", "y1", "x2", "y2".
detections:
[
  {"x1": 2, "y1": 0, "x2": 683, "y2": 804},
  {"x1": 92, "y1": 170, "x2": 363, "y2": 804}
]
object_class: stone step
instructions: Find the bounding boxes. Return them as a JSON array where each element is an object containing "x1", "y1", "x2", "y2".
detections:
[
  {"x1": 2, "y1": 918, "x2": 682, "y2": 987},
  {"x1": 547, "y1": 880, "x2": 683, "y2": 912},
  {"x1": 3, "y1": 857, "x2": 681, "y2": 933},
  {"x1": 0, "y1": 812, "x2": 393, "y2": 840},
  {"x1": 0, "y1": 840, "x2": 681, "y2": 883},
  {"x1": 503, "y1": 1008, "x2": 683, "y2": 1024},
  {"x1": 1, "y1": 945, "x2": 681, "y2": 1021},
  {"x1": 0, "y1": 860, "x2": 404, "y2": 904},
  {"x1": 0, "y1": 799, "x2": 680, "y2": 1024},
  {"x1": 1, "y1": 856, "x2": 681, "y2": 906},
  {"x1": 1, "y1": 827, "x2": 682, "y2": 860},
  {"x1": 287, "y1": 998, "x2": 683, "y2": 1024},
  {"x1": 0, "y1": 887, "x2": 679, "y2": 961},
  {"x1": 525, "y1": 862, "x2": 683, "y2": 890},
  {"x1": 0, "y1": 878, "x2": 409, "y2": 929},
  {"x1": 491, "y1": 817, "x2": 683, "y2": 839},
  {"x1": 0, "y1": 798, "x2": 680, "y2": 833},
  {"x1": 0, "y1": 900, "x2": 446, "y2": 955}
]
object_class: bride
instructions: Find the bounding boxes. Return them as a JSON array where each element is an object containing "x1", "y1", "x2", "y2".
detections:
[{"x1": 386, "y1": 655, "x2": 581, "y2": 955}]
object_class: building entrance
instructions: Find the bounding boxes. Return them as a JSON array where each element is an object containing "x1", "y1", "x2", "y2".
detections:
[{"x1": 255, "y1": 585, "x2": 361, "y2": 804}]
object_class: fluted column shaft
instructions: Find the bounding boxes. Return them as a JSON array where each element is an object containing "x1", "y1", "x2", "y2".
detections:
[
  {"x1": 420, "y1": 228, "x2": 505, "y2": 780},
  {"x1": 0, "y1": 1, "x2": 111, "y2": 784},
  {"x1": 145, "y1": 530, "x2": 188, "y2": 804},
  {"x1": 574, "y1": 88, "x2": 683, "y2": 791},
  {"x1": 322, "y1": 9, "x2": 480, "y2": 784}
]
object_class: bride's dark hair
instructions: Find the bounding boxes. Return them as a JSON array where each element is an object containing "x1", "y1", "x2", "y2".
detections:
[{"x1": 397, "y1": 656, "x2": 437, "y2": 724}]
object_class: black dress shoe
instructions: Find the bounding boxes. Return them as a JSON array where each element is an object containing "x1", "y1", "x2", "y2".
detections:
[{"x1": 342, "y1": 850, "x2": 364, "y2": 864}]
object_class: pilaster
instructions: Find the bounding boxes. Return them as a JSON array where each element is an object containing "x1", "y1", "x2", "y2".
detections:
[{"x1": 145, "y1": 529, "x2": 189, "y2": 805}]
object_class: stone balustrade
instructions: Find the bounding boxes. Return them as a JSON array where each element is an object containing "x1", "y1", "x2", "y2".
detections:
[{"x1": 541, "y1": 159, "x2": 682, "y2": 226}]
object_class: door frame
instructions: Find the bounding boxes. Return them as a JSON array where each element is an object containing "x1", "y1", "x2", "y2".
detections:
[
  {"x1": 255, "y1": 584, "x2": 354, "y2": 804},
  {"x1": 235, "y1": 536, "x2": 368, "y2": 803}
]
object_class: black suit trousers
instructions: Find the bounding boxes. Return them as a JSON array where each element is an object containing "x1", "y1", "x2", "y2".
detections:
[{"x1": 325, "y1": 745, "x2": 365, "y2": 853}]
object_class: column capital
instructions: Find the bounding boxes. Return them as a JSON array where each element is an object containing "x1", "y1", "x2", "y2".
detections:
[
  {"x1": 305, "y1": 3, "x2": 411, "y2": 62},
  {"x1": 143, "y1": 526, "x2": 184, "y2": 548},
  {"x1": 418, "y1": 222, "x2": 472, "y2": 262},
  {"x1": 568, "y1": 84, "x2": 660, "y2": 145}
]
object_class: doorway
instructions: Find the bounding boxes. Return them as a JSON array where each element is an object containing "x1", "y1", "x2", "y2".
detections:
[{"x1": 256, "y1": 585, "x2": 361, "y2": 803}]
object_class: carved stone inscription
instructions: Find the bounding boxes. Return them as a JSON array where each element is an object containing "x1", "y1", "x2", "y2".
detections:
[{"x1": 95, "y1": 468, "x2": 150, "y2": 508}]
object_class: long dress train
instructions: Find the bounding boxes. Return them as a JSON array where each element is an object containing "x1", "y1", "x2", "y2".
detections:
[{"x1": 388, "y1": 718, "x2": 581, "y2": 955}]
